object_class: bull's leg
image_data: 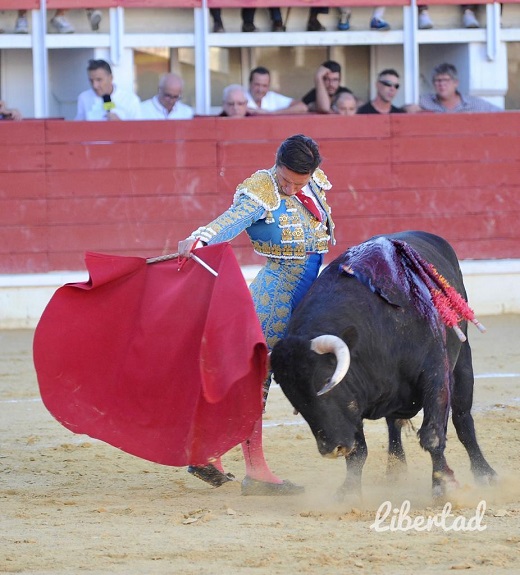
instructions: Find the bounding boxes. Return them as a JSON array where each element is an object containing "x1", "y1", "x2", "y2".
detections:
[
  {"x1": 386, "y1": 418, "x2": 407, "y2": 477},
  {"x1": 336, "y1": 430, "x2": 367, "y2": 502},
  {"x1": 429, "y1": 451, "x2": 458, "y2": 500},
  {"x1": 451, "y1": 341, "x2": 497, "y2": 483},
  {"x1": 418, "y1": 371, "x2": 458, "y2": 498}
]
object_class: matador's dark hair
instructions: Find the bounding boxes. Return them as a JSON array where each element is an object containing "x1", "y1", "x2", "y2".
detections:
[{"x1": 275, "y1": 134, "x2": 322, "y2": 175}]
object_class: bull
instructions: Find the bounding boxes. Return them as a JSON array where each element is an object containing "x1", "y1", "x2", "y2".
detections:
[{"x1": 270, "y1": 231, "x2": 496, "y2": 499}]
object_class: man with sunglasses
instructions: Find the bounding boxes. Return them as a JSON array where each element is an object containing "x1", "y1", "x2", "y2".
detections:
[
  {"x1": 357, "y1": 69, "x2": 405, "y2": 114},
  {"x1": 140, "y1": 73, "x2": 194, "y2": 120}
]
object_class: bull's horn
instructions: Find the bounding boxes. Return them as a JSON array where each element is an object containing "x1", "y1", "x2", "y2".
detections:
[{"x1": 310, "y1": 335, "x2": 350, "y2": 396}]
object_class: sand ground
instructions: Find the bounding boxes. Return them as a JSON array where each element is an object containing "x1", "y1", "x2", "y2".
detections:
[{"x1": 1, "y1": 314, "x2": 519, "y2": 575}]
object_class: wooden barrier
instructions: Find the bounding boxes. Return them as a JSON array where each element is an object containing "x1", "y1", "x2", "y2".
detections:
[{"x1": 1, "y1": 113, "x2": 519, "y2": 274}]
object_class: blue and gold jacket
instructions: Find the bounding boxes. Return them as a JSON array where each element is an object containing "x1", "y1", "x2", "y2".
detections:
[{"x1": 189, "y1": 166, "x2": 335, "y2": 260}]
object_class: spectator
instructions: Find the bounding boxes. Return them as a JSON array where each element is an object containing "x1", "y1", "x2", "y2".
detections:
[
  {"x1": 402, "y1": 103, "x2": 424, "y2": 113},
  {"x1": 307, "y1": 7, "x2": 390, "y2": 31},
  {"x1": 357, "y1": 69, "x2": 405, "y2": 114},
  {"x1": 219, "y1": 85, "x2": 251, "y2": 117},
  {"x1": 209, "y1": 8, "x2": 225, "y2": 33},
  {"x1": 301, "y1": 61, "x2": 353, "y2": 113},
  {"x1": 419, "y1": 63, "x2": 502, "y2": 113},
  {"x1": 241, "y1": 8, "x2": 285, "y2": 32},
  {"x1": 418, "y1": 5, "x2": 481, "y2": 29},
  {"x1": 332, "y1": 92, "x2": 358, "y2": 115},
  {"x1": 0, "y1": 100, "x2": 22, "y2": 121},
  {"x1": 245, "y1": 67, "x2": 307, "y2": 115},
  {"x1": 14, "y1": 8, "x2": 102, "y2": 34},
  {"x1": 306, "y1": 7, "x2": 328, "y2": 30},
  {"x1": 140, "y1": 73, "x2": 194, "y2": 120},
  {"x1": 75, "y1": 59, "x2": 141, "y2": 121}
]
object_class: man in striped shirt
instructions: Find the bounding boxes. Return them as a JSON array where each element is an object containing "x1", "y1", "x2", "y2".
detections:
[{"x1": 419, "y1": 63, "x2": 502, "y2": 113}]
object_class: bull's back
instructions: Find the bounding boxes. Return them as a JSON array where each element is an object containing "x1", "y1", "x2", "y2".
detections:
[
  {"x1": 288, "y1": 229, "x2": 467, "y2": 345},
  {"x1": 373, "y1": 231, "x2": 465, "y2": 294}
]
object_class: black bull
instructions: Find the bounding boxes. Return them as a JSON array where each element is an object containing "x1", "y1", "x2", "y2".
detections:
[{"x1": 270, "y1": 231, "x2": 496, "y2": 499}]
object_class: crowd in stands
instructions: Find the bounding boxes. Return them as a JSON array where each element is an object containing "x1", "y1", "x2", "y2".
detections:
[
  {"x1": 2, "y1": 9, "x2": 102, "y2": 34},
  {"x1": 0, "y1": 58, "x2": 502, "y2": 122},
  {"x1": 0, "y1": 5, "x2": 500, "y2": 119},
  {"x1": 0, "y1": 5, "x2": 485, "y2": 33},
  {"x1": 189, "y1": 4, "x2": 484, "y2": 32}
]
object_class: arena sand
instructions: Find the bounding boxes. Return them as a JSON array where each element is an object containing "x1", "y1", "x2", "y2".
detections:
[{"x1": 1, "y1": 315, "x2": 519, "y2": 575}]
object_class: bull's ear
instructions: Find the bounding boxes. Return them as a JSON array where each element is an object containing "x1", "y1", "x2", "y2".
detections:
[{"x1": 341, "y1": 326, "x2": 358, "y2": 350}]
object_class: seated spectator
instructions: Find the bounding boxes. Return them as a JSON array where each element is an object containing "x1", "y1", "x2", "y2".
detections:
[
  {"x1": 241, "y1": 8, "x2": 285, "y2": 32},
  {"x1": 300, "y1": 61, "x2": 353, "y2": 113},
  {"x1": 220, "y1": 85, "x2": 251, "y2": 117},
  {"x1": 75, "y1": 59, "x2": 141, "y2": 121},
  {"x1": 402, "y1": 103, "x2": 424, "y2": 113},
  {"x1": 208, "y1": 7, "x2": 285, "y2": 33},
  {"x1": 332, "y1": 92, "x2": 358, "y2": 115},
  {"x1": 419, "y1": 63, "x2": 502, "y2": 113},
  {"x1": 357, "y1": 69, "x2": 405, "y2": 114},
  {"x1": 418, "y1": 5, "x2": 480, "y2": 29},
  {"x1": 307, "y1": 7, "x2": 390, "y2": 31},
  {"x1": 140, "y1": 73, "x2": 194, "y2": 120},
  {"x1": 245, "y1": 67, "x2": 307, "y2": 115},
  {"x1": 0, "y1": 100, "x2": 22, "y2": 121},
  {"x1": 14, "y1": 8, "x2": 101, "y2": 34},
  {"x1": 210, "y1": 8, "x2": 225, "y2": 33}
]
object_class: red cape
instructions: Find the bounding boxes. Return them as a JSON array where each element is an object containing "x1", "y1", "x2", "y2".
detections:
[{"x1": 33, "y1": 243, "x2": 267, "y2": 466}]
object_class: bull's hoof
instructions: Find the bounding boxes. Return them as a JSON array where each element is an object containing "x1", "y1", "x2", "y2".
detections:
[
  {"x1": 386, "y1": 455, "x2": 407, "y2": 479},
  {"x1": 188, "y1": 464, "x2": 236, "y2": 487},
  {"x1": 334, "y1": 481, "x2": 362, "y2": 503},
  {"x1": 241, "y1": 477, "x2": 305, "y2": 496},
  {"x1": 432, "y1": 470, "x2": 459, "y2": 500},
  {"x1": 334, "y1": 487, "x2": 347, "y2": 502},
  {"x1": 473, "y1": 464, "x2": 498, "y2": 485}
]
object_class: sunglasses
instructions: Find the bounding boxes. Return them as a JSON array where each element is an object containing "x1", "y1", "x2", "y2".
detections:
[{"x1": 379, "y1": 79, "x2": 400, "y2": 89}]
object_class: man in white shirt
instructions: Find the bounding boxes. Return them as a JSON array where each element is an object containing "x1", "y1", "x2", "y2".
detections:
[
  {"x1": 75, "y1": 59, "x2": 141, "y2": 121},
  {"x1": 246, "y1": 67, "x2": 307, "y2": 115},
  {"x1": 140, "y1": 73, "x2": 194, "y2": 120}
]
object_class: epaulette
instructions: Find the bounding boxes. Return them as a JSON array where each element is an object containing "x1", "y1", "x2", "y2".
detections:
[
  {"x1": 235, "y1": 170, "x2": 281, "y2": 212},
  {"x1": 312, "y1": 168, "x2": 332, "y2": 191}
]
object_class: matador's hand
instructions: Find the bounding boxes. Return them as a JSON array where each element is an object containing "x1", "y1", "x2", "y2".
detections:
[{"x1": 178, "y1": 238, "x2": 197, "y2": 258}]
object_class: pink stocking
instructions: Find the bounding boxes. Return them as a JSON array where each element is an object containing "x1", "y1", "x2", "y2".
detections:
[
  {"x1": 241, "y1": 416, "x2": 282, "y2": 483},
  {"x1": 209, "y1": 456, "x2": 225, "y2": 473}
]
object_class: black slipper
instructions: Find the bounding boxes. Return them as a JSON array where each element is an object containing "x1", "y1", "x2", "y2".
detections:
[
  {"x1": 241, "y1": 476, "x2": 305, "y2": 496},
  {"x1": 187, "y1": 464, "x2": 236, "y2": 487}
]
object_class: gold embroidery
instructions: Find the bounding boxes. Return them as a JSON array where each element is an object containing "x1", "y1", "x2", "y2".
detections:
[
  {"x1": 279, "y1": 213, "x2": 290, "y2": 227},
  {"x1": 312, "y1": 168, "x2": 332, "y2": 190},
  {"x1": 236, "y1": 170, "x2": 280, "y2": 211}
]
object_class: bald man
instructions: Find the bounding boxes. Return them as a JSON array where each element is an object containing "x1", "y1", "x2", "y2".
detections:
[
  {"x1": 140, "y1": 73, "x2": 194, "y2": 120},
  {"x1": 332, "y1": 92, "x2": 357, "y2": 115}
]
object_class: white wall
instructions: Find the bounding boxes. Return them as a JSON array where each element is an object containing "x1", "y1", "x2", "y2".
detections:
[
  {"x1": 1, "y1": 260, "x2": 519, "y2": 330},
  {"x1": 2, "y1": 49, "x2": 34, "y2": 118}
]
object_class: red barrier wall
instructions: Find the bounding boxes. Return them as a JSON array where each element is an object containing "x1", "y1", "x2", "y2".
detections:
[{"x1": 1, "y1": 114, "x2": 519, "y2": 274}]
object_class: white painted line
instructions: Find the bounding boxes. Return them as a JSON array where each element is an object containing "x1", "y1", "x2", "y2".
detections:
[
  {"x1": 1, "y1": 372, "x2": 518, "y2": 407},
  {"x1": 475, "y1": 373, "x2": 520, "y2": 379}
]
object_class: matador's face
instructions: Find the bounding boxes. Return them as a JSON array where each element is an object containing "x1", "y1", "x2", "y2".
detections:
[{"x1": 276, "y1": 165, "x2": 312, "y2": 196}]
